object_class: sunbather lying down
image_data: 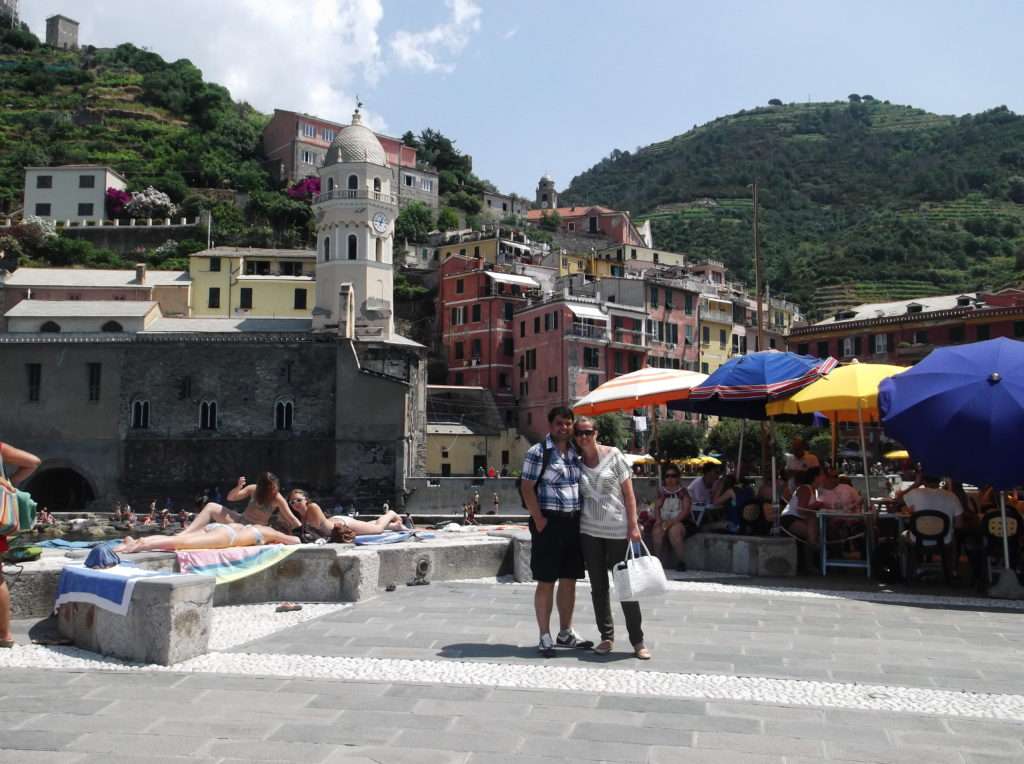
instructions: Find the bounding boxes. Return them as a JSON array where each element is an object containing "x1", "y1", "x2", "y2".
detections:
[{"x1": 114, "y1": 522, "x2": 299, "y2": 553}]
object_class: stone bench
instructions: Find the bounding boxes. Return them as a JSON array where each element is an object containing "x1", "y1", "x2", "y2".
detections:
[{"x1": 43, "y1": 535, "x2": 513, "y2": 666}]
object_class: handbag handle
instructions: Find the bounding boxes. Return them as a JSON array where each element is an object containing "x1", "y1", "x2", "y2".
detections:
[{"x1": 625, "y1": 538, "x2": 653, "y2": 561}]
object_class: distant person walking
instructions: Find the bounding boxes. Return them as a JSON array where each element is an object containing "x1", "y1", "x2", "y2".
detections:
[
  {"x1": 0, "y1": 441, "x2": 41, "y2": 648},
  {"x1": 520, "y1": 406, "x2": 593, "y2": 657}
]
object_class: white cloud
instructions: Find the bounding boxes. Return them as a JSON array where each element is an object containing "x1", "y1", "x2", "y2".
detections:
[
  {"x1": 26, "y1": 0, "x2": 387, "y2": 126},
  {"x1": 389, "y1": 0, "x2": 482, "y2": 74},
  {"x1": 503, "y1": 27, "x2": 520, "y2": 40}
]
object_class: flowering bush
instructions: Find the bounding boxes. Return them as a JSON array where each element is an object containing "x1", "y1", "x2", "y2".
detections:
[
  {"x1": 124, "y1": 186, "x2": 177, "y2": 219},
  {"x1": 106, "y1": 187, "x2": 133, "y2": 217},
  {"x1": 286, "y1": 176, "x2": 320, "y2": 201},
  {"x1": 152, "y1": 239, "x2": 180, "y2": 258},
  {"x1": 20, "y1": 215, "x2": 57, "y2": 238}
]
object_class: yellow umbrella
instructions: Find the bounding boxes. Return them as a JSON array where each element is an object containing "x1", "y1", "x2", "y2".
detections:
[
  {"x1": 676, "y1": 455, "x2": 722, "y2": 468},
  {"x1": 625, "y1": 453, "x2": 656, "y2": 466},
  {"x1": 884, "y1": 449, "x2": 910, "y2": 461},
  {"x1": 765, "y1": 360, "x2": 907, "y2": 504}
]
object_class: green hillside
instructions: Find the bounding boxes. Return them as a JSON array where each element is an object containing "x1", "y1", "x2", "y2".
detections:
[{"x1": 562, "y1": 98, "x2": 1024, "y2": 313}]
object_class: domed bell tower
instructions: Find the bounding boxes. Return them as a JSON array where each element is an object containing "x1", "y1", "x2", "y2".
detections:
[
  {"x1": 536, "y1": 174, "x2": 557, "y2": 210},
  {"x1": 312, "y1": 104, "x2": 396, "y2": 340}
]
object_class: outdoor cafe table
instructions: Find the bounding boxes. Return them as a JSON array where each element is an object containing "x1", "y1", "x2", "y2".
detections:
[{"x1": 818, "y1": 509, "x2": 873, "y2": 577}]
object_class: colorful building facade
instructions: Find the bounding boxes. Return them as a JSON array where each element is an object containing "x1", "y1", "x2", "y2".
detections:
[{"x1": 188, "y1": 247, "x2": 316, "y2": 318}]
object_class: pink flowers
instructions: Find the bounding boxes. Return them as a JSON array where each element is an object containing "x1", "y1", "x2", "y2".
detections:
[
  {"x1": 286, "y1": 176, "x2": 320, "y2": 201},
  {"x1": 106, "y1": 187, "x2": 133, "y2": 217}
]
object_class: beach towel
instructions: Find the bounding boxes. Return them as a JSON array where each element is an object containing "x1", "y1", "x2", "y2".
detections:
[
  {"x1": 54, "y1": 564, "x2": 168, "y2": 616},
  {"x1": 353, "y1": 531, "x2": 435, "y2": 545},
  {"x1": 175, "y1": 544, "x2": 298, "y2": 584},
  {"x1": 37, "y1": 539, "x2": 103, "y2": 549}
]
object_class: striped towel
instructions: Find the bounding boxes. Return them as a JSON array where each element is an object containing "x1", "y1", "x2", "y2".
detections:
[
  {"x1": 175, "y1": 544, "x2": 298, "y2": 584},
  {"x1": 54, "y1": 564, "x2": 169, "y2": 616}
]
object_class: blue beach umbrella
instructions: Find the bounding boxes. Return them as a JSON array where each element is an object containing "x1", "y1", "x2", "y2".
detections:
[{"x1": 879, "y1": 337, "x2": 1024, "y2": 596}]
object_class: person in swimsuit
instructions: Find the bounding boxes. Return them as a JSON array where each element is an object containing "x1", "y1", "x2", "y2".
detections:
[
  {"x1": 286, "y1": 489, "x2": 409, "y2": 536},
  {"x1": 115, "y1": 522, "x2": 298, "y2": 553},
  {"x1": 1, "y1": 440, "x2": 41, "y2": 648},
  {"x1": 182, "y1": 472, "x2": 300, "y2": 534}
]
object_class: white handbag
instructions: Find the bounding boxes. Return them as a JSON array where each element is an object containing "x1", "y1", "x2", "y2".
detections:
[{"x1": 612, "y1": 540, "x2": 668, "y2": 602}]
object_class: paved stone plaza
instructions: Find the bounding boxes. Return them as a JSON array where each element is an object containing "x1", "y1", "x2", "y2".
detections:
[{"x1": 2, "y1": 575, "x2": 1024, "y2": 763}]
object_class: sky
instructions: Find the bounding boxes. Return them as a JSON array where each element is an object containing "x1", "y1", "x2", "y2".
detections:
[{"x1": 24, "y1": 0, "x2": 1024, "y2": 199}]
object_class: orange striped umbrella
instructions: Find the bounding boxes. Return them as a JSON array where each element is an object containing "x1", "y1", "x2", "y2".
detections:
[{"x1": 573, "y1": 367, "x2": 708, "y2": 416}]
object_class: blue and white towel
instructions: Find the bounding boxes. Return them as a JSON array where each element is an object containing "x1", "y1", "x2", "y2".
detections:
[
  {"x1": 54, "y1": 564, "x2": 168, "y2": 616},
  {"x1": 353, "y1": 531, "x2": 435, "y2": 545}
]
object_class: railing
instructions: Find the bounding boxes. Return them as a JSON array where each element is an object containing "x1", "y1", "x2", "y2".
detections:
[
  {"x1": 566, "y1": 322, "x2": 608, "y2": 341},
  {"x1": 312, "y1": 189, "x2": 396, "y2": 205},
  {"x1": 700, "y1": 306, "x2": 733, "y2": 324},
  {"x1": 611, "y1": 328, "x2": 646, "y2": 347}
]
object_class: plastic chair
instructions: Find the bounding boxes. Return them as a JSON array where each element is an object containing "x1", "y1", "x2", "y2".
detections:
[
  {"x1": 903, "y1": 510, "x2": 952, "y2": 583},
  {"x1": 983, "y1": 507, "x2": 1022, "y2": 585}
]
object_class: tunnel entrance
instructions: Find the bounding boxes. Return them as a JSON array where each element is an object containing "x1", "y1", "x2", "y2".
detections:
[{"x1": 22, "y1": 468, "x2": 96, "y2": 512}]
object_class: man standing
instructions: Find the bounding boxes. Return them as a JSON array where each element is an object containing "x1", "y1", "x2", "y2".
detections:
[
  {"x1": 784, "y1": 437, "x2": 820, "y2": 488},
  {"x1": 521, "y1": 406, "x2": 594, "y2": 657}
]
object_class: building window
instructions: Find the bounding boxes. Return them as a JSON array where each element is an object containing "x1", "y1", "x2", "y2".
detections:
[
  {"x1": 40, "y1": 321, "x2": 60, "y2": 333},
  {"x1": 665, "y1": 291, "x2": 674, "y2": 310},
  {"x1": 131, "y1": 399, "x2": 150, "y2": 429},
  {"x1": 504, "y1": 302, "x2": 513, "y2": 321},
  {"x1": 36, "y1": 175, "x2": 52, "y2": 189},
  {"x1": 199, "y1": 400, "x2": 218, "y2": 430},
  {"x1": 101, "y1": 320, "x2": 122, "y2": 333},
  {"x1": 348, "y1": 174, "x2": 359, "y2": 190},
  {"x1": 520, "y1": 320, "x2": 525, "y2": 338},
  {"x1": 208, "y1": 287, "x2": 220, "y2": 309},
  {"x1": 471, "y1": 304, "x2": 481, "y2": 322},
  {"x1": 614, "y1": 351, "x2": 623, "y2": 374},
  {"x1": 684, "y1": 294, "x2": 694, "y2": 315},
  {"x1": 949, "y1": 325, "x2": 965, "y2": 344},
  {"x1": 323, "y1": 128, "x2": 335, "y2": 141},
  {"x1": 210, "y1": 257, "x2": 221, "y2": 272},
  {"x1": 244, "y1": 260, "x2": 271, "y2": 276},
  {"x1": 588, "y1": 374, "x2": 600, "y2": 391},
  {"x1": 421, "y1": 178, "x2": 433, "y2": 192},
  {"x1": 653, "y1": 253, "x2": 659, "y2": 264},
  {"x1": 79, "y1": 174, "x2": 95, "y2": 189},
  {"x1": 451, "y1": 306, "x2": 464, "y2": 325},
  {"x1": 568, "y1": 222, "x2": 576, "y2": 232},
  {"x1": 87, "y1": 363, "x2": 101, "y2": 401},
  {"x1": 27, "y1": 363, "x2": 41, "y2": 402},
  {"x1": 976, "y1": 324, "x2": 991, "y2": 341},
  {"x1": 701, "y1": 362, "x2": 709, "y2": 374},
  {"x1": 373, "y1": 177, "x2": 382, "y2": 193},
  {"x1": 302, "y1": 122, "x2": 316, "y2": 137},
  {"x1": 649, "y1": 286, "x2": 658, "y2": 308},
  {"x1": 294, "y1": 288, "x2": 307, "y2": 310},
  {"x1": 548, "y1": 376, "x2": 558, "y2": 393},
  {"x1": 405, "y1": 174, "x2": 414, "y2": 187},
  {"x1": 502, "y1": 337, "x2": 513, "y2": 356},
  {"x1": 348, "y1": 234, "x2": 358, "y2": 260},
  {"x1": 525, "y1": 349, "x2": 537, "y2": 370},
  {"x1": 719, "y1": 329, "x2": 727, "y2": 349},
  {"x1": 534, "y1": 317, "x2": 541, "y2": 333},
  {"x1": 816, "y1": 341, "x2": 829, "y2": 358},
  {"x1": 275, "y1": 400, "x2": 294, "y2": 431},
  {"x1": 873, "y1": 334, "x2": 888, "y2": 354},
  {"x1": 471, "y1": 339, "x2": 482, "y2": 357},
  {"x1": 1014, "y1": 321, "x2": 1024, "y2": 338},
  {"x1": 842, "y1": 337, "x2": 854, "y2": 357},
  {"x1": 35, "y1": 203, "x2": 51, "y2": 216},
  {"x1": 456, "y1": 279, "x2": 464, "y2": 294},
  {"x1": 583, "y1": 347, "x2": 600, "y2": 368},
  {"x1": 913, "y1": 330, "x2": 929, "y2": 345},
  {"x1": 702, "y1": 326, "x2": 710, "y2": 344},
  {"x1": 281, "y1": 261, "x2": 304, "y2": 276},
  {"x1": 797, "y1": 343, "x2": 809, "y2": 356},
  {"x1": 239, "y1": 288, "x2": 253, "y2": 310},
  {"x1": 323, "y1": 236, "x2": 330, "y2": 261},
  {"x1": 544, "y1": 313, "x2": 551, "y2": 331},
  {"x1": 327, "y1": 177, "x2": 335, "y2": 192},
  {"x1": 454, "y1": 372, "x2": 464, "y2": 385},
  {"x1": 454, "y1": 342, "x2": 464, "y2": 360},
  {"x1": 301, "y1": 150, "x2": 314, "y2": 164}
]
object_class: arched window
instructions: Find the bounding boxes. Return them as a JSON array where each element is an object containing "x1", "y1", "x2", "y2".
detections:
[
  {"x1": 373, "y1": 177, "x2": 382, "y2": 193},
  {"x1": 131, "y1": 399, "x2": 150, "y2": 429},
  {"x1": 322, "y1": 235, "x2": 331, "y2": 262},
  {"x1": 40, "y1": 321, "x2": 60, "y2": 333},
  {"x1": 327, "y1": 177, "x2": 335, "y2": 192},
  {"x1": 348, "y1": 234, "x2": 358, "y2": 260},
  {"x1": 375, "y1": 237, "x2": 383, "y2": 262},
  {"x1": 347, "y1": 174, "x2": 358, "y2": 191},
  {"x1": 275, "y1": 400, "x2": 294, "y2": 431},
  {"x1": 199, "y1": 400, "x2": 218, "y2": 430},
  {"x1": 102, "y1": 320, "x2": 123, "y2": 333}
]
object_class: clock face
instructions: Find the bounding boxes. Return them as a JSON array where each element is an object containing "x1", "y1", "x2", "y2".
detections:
[{"x1": 372, "y1": 212, "x2": 389, "y2": 234}]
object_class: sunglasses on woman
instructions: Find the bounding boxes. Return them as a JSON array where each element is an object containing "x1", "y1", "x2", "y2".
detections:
[{"x1": 574, "y1": 429, "x2": 596, "y2": 438}]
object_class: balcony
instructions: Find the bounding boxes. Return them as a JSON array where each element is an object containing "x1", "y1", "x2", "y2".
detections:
[
  {"x1": 610, "y1": 328, "x2": 646, "y2": 348},
  {"x1": 700, "y1": 306, "x2": 733, "y2": 324},
  {"x1": 566, "y1": 321, "x2": 608, "y2": 342},
  {"x1": 313, "y1": 189, "x2": 396, "y2": 205}
]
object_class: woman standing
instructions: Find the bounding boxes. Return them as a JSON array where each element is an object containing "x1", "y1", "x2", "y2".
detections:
[
  {"x1": 1, "y1": 441, "x2": 41, "y2": 648},
  {"x1": 574, "y1": 416, "x2": 650, "y2": 660}
]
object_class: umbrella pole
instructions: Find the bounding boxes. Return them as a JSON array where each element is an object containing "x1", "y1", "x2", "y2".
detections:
[
  {"x1": 857, "y1": 402, "x2": 871, "y2": 511},
  {"x1": 770, "y1": 417, "x2": 779, "y2": 534},
  {"x1": 989, "y1": 491, "x2": 1024, "y2": 599},
  {"x1": 830, "y1": 416, "x2": 838, "y2": 469},
  {"x1": 736, "y1": 420, "x2": 745, "y2": 479}
]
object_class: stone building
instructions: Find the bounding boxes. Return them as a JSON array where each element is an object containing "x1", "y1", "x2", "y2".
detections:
[
  {"x1": 0, "y1": 109, "x2": 426, "y2": 512},
  {"x1": 535, "y1": 174, "x2": 558, "y2": 209},
  {"x1": 45, "y1": 14, "x2": 78, "y2": 49}
]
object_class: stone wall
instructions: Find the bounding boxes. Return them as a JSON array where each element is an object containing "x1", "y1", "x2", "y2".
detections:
[{"x1": 59, "y1": 221, "x2": 204, "y2": 255}]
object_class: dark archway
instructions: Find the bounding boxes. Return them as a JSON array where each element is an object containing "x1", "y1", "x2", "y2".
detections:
[{"x1": 23, "y1": 467, "x2": 96, "y2": 512}]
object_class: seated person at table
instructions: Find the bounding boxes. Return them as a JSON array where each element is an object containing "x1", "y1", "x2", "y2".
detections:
[
  {"x1": 687, "y1": 463, "x2": 723, "y2": 525},
  {"x1": 817, "y1": 469, "x2": 862, "y2": 510},
  {"x1": 781, "y1": 468, "x2": 825, "y2": 546},
  {"x1": 784, "y1": 437, "x2": 820, "y2": 490},
  {"x1": 903, "y1": 474, "x2": 963, "y2": 543},
  {"x1": 286, "y1": 489, "x2": 409, "y2": 537},
  {"x1": 115, "y1": 523, "x2": 298, "y2": 553}
]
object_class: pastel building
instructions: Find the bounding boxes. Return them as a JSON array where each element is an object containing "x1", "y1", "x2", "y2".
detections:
[
  {"x1": 514, "y1": 294, "x2": 647, "y2": 440},
  {"x1": 698, "y1": 294, "x2": 734, "y2": 374},
  {"x1": 438, "y1": 255, "x2": 539, "y2": 416},
  {"x1": 188, "y1": 247, "x2": 315, "y2": 318},
  {"x1": 527, "y1": 204, "x2": 649, "y2": 247},
  {"x1": 23, "y1": 165, "x2": 127, "y2": 222},
  {"x1": 425, "y1": 385, "x2": 529, "y2": 476},
  {"x1": 261, "y1": 109, "x2": 438, "y2": 209},
  {"x1": 435, "y1": 229, "x2": 535, "y2": 268}
]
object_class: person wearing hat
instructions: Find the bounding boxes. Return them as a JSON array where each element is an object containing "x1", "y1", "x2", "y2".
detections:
[{"x1": 0, "y1": 441, "x2": 41, "y2": 648}]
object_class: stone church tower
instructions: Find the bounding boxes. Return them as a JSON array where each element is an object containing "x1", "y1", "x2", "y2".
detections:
[
  {"x1": 312, "y1": 106, "x2": 396, "y2": 340},
  {"x1": 536, "y1": 173, "x2": 558, "y2": 209}
]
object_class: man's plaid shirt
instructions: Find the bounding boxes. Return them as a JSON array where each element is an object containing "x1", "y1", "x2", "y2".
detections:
[{"x1": 521, "y1": 435, "x2": 581, "y2": 514}]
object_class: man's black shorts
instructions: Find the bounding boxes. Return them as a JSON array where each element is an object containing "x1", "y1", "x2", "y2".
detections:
[{"x1": 529, "y1": 511, "x2": 585, "y2": 583}]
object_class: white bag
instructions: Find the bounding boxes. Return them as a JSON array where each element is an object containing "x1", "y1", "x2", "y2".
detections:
[{"x1": 612, "y1": 540, "x2": 668, "y2": 602}]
